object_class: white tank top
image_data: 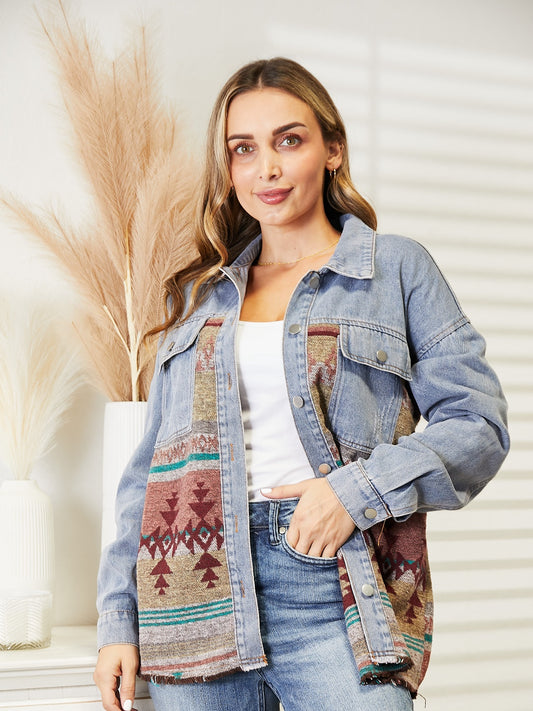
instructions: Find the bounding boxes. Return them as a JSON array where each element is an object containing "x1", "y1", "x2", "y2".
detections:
[{"x1": 235, "y1": 321, "x2": 315, "y2": 501}]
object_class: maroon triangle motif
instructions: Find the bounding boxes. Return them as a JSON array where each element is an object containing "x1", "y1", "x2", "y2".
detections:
[
  {"x1": 190, "y1": 501, "x2": 214, "y2": 519},
  {"x1": 155, "y1": 575, "x2": 169, "y2": 595},
  {"x1": 409, "y1": 591, "x2": 423, "y2": 609},
  {"x1": 193, "y1": 483, "x2": 210, "y2": 502},
  {"x1": 161, "y1": 510, "x2": 178, "y2": 527},
  {"x1": 201, "y1": 568, "x2": 219, "y2": 583},
  {"x1": 151, "y1": 558, "x2": 172, "y2": 576},
  {"x1": 194, "y1": 552, "x2": 222, "y2": 571},
  {"x1": 166, "y1": 496, "x2": 178, "y2": 510}
]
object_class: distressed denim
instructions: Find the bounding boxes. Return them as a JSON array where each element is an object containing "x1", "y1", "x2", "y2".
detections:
[
  {"x1": 148, "y1": 500, "x2": 413, "y2": 711},
  {"x1": 97, "y1": 214, "x2": 509, "y2": 684}
]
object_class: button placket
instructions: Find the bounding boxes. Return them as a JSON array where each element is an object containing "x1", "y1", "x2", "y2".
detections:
[
  {"x1": 288, "y1": 322, "x2": 305, "y2": 411},
  {"x1": 341, "y1": 533, "x2": 398, "y2": 654},
  {"x1": 283, "y1": 272, "x2": 335, "y2": 494}
]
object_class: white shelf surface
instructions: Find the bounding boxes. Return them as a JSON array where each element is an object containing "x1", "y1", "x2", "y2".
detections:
[{"x1": 0, "y1": 626, "x2": 153, "y2": 710}]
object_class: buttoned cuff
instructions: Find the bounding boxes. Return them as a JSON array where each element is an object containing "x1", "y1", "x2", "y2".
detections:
[
  {"x1": 327, "y1": 459, "x2": 392, "y2": 530},
  {"x1": 97, "y1": 609, "x2": 139, "y2": 651}
]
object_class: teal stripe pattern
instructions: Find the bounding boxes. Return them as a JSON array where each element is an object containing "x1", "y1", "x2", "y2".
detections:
[
  {"x1": 359, "y1": 662, "x2": 409, "y2": 678},
  {"x1": 403, "y1": 632, "x2": 433, "y2": 652},
  {"x1": 149, "y1": 452, "x2": 220, "y2": 474},
  {"x1": 403, "y1": 632, "x2": 425, "y2": 654},
  {"x1": 379, "y1": 591, "x2": 393, "y2": 608},
  {"x1": 139, "y1": 598, "x2": 233, "y2": 628},
  {"x1": 344, "y1": 606, "x2": 361, "y2": 628}
]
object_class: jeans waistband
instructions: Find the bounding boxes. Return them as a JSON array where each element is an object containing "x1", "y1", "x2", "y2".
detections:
[{"x1": 249, "y1": 499, "x2": 299, "y2": 540}]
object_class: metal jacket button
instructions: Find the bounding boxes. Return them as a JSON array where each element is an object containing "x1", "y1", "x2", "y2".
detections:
[
  {"x1": 361, "y1": 584, "x2": 375, "y2": 597},
  {"x1": 364, "y1": 508, "x2": 378, "y2": 520},
  {"x1": 318, "y1": 463, "x2": 331, "y2": 474},
  {"x1": 292, "y1": 396, "x2": 304, "y2": 408},
  {"x1": 376, "y1": 349, "x2": 388, "y2": 363},
  {"x1": 288, "y1": 323, "x2": 302, "y2": 334},
  {"x1": 309, "y1": 274, "x2": 320, "y2": 289}
]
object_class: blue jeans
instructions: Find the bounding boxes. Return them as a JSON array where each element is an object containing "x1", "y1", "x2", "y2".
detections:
[{"x1": 149, "y1": 500, "x2": 414, "y2": 711}]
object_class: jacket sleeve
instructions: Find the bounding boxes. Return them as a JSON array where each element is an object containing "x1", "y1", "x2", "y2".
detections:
[
  {"x1": 327, "y1": 239, "x2": 510, "y2": 531},
  {"x1": 96, "y1": 348, "x2": 164, "y2": 649}
]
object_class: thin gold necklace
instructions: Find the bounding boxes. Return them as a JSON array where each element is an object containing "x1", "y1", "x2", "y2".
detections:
[{"x1": 255, "y1": 239, "x2": 338, "y2": 267}]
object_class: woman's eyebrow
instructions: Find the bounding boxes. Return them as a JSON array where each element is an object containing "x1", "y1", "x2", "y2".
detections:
[
  {"x1": 272, "y1": 121, "x2": 306, "y2": 135},
  {"x1": 227, "y1": 122, "x2": 307, "y2": 142},
  {"x1": 227, "y1": 132, "x2": 253, "y2": 142}
]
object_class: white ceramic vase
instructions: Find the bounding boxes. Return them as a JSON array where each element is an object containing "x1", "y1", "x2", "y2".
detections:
[
  {"x1": 101, "y1": 401, "x2": 147, "y2": 551},
  {"x1": 0, "y1": 479, "x2": 54, "y2": 649}
]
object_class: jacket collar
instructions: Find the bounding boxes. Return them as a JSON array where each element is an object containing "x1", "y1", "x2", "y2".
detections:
[{"x1": 220, "y1": 213, "x2": 376, "y2": 281}]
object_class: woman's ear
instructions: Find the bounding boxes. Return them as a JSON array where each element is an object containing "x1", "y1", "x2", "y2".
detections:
[{"x1": 326, "y1": 140, "x2": 343, "y2": 171}]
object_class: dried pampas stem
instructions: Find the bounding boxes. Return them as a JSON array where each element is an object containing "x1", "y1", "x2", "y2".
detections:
[
  {"x1": 0, "y1": 1, "x2": 197, "y2": 401},
  {"x1": 0, "y1": 293, "x2": 84, "y2": 480}
]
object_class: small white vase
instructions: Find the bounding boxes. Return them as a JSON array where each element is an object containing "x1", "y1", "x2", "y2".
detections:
[
  {"x1": 101, "y1": 401, "x2": 147, "y2": 551},
  {"x1": 0, "y1": 479, "x2": 54, "y2": 649}
]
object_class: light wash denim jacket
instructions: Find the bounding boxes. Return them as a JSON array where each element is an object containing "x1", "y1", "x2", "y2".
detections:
[{"x1": 97, "y1": 214, "x2": 509, "y2": 685}]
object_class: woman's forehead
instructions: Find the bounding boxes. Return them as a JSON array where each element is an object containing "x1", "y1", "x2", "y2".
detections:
[{"x1": 226, "y1": 88, "x2": 316, "y2": 135}]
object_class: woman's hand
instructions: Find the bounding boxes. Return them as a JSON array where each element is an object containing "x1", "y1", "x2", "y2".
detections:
[
  {"x1": 261, "y1": 478, "x2": 356, "y2": 557},
  {"x1": 93, "y1": 643, "x2": 139, "y2": 711}
]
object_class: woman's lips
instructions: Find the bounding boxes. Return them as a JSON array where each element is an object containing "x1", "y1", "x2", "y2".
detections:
[{"x1": 255, "y1": 188, "x2": 292, "y2": 205}]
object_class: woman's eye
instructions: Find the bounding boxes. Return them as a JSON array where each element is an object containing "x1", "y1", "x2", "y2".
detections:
[
  {"x1": 280, "y1": 134, "x2": 301, "y2": 147},
  {"x1": 234, "y1": 143, "x2": 254, "y2": 155}
]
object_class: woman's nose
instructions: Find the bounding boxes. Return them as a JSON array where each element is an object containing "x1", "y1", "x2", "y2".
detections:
[{"x1": 259, "y1": 148, "x2": 281, "y2": 180}]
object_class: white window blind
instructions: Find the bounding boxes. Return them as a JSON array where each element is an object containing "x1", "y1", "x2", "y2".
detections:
[{"x1": 269, "y1": 28, "x2": 533, "y2": 710}]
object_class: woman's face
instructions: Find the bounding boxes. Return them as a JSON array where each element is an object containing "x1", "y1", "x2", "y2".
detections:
[{"x1": 226, "y1": 88, "x2": 341, "y2": 232}]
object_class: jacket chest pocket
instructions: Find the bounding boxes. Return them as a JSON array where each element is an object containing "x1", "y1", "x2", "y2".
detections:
[
  {"x1": 328, "y1": 323, "x2": 412, "y2": 451},
  {"x1": 156, "y1": 317, "x2": 208, "y2": 446}
]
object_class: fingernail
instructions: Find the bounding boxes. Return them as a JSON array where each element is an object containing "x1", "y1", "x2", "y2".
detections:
[
  {"x1": 261, "y1": 488, "x2": 272, "y2": 495},
  {"x1": 123, "y1": 701, "x2": 133, "y2": 711}
]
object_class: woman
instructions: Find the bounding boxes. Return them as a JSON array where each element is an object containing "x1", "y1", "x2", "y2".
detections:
[{"x1": 94, "y1": 58, "x2": 509, "y2": 711}]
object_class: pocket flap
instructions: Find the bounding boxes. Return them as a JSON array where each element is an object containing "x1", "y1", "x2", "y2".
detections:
[
  {"x1": 160, "y1": 316, "x2": 209, "y2": 368},
  {"x1": 339, "y1": 323, "x2": 412, "y2": 380}
]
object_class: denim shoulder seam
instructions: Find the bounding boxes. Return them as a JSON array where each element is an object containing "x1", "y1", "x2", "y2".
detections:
[{"x1": 417, "y1": 315, "x2": 470, "y2": 359}]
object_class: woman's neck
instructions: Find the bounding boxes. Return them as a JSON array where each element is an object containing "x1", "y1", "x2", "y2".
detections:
[{"x1": 258, "y1": 215, "x2": 339, "y2": 266}]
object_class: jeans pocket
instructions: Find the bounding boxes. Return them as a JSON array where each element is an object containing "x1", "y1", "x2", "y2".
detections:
[{"x1": 279, "y1": 532, "x2": 338, "y2": 566}]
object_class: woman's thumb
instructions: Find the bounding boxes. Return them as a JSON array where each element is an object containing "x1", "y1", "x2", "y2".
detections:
[{"x1": 119, "y1": 655, "x2": 138, "y2": 711}]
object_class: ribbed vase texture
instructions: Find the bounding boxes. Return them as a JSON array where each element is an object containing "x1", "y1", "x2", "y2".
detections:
[
  {"x1": 101, "y1": 401, "x2": 147, "y2": 551},
  {"x1": 0, "y1": 480, "x2": 54, "y2": 649}
]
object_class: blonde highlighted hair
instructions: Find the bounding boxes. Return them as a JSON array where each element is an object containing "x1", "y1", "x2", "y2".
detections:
[{"x1": 158, "y1": 57, "x2": 377, "y2": 331}]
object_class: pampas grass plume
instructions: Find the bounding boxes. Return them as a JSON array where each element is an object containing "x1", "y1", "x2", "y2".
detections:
[
  {"x1": 0, "y1": 293, "x2": 84, "y2": 480},
  {"x1": 0, "y1": 1, "x2": 197, "y2": 401}
]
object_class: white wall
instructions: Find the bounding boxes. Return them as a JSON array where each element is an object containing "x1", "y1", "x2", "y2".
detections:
[{"x1": 1, "y1": 1, "x2": 531, "y2": 708}]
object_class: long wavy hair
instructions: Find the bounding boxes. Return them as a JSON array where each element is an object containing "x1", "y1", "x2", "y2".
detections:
[{"x1": 158, "y1": 57, "x2": 377, "y2": 331}]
